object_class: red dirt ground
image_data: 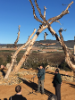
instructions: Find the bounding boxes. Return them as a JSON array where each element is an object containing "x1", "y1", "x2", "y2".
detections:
[{"x1": 0, "y1": 69, "x2": 75, "y2": 100}]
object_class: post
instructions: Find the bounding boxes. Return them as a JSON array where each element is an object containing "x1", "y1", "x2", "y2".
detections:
[{"x1": 44, "y1": 32, "x2": 48, "y2": 40}]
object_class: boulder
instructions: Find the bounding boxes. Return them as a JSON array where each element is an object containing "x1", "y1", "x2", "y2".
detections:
[{"x1": 6, "y1": 63, "x2": 11, "y2": 69}]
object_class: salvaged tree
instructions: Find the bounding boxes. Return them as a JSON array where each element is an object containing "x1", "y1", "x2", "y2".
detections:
[
  {"x1": 28, "y1": 0, "x2": 75, "y2": 72},
  {"x1": 15, "y1": 0, "x2": 75, "y2": 72},
  {"x1": 44, "y1": 32, "x2": 48, "y2": 40},
  {"x1": 12, "y1": 4, "x2": 49, "y2": 73},
  {"x1": 4, "y1": 29, "x2": 36, "y2": 79},
  {"x1": 4, "y1": 0, "x2": 75, "y2": 79}
]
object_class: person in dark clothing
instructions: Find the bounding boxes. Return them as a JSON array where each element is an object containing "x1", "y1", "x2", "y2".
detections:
[
  {"x1": 52, "y1": 69, "x2": 62, "y2": 100},
  {"x1": 9, "y1": 85, "x2": 27, "y2": 100},
  {"x1": 37, "y1": 65, "x2": 45, "y2": 94}
]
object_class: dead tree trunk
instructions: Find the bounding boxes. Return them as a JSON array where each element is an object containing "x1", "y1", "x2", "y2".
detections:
[
  {"x1": 13, "y1": 2, "x2": 48, "y2": 72},
  {"x1": 14, "y1": 27, "x2": 47, "y2": 72},
  {"x1": 4, "y1": 29, "x2": 36, "y2": 79},
  {"x1": 29, "y1": 0, "x2": 75, "y2": 71},
  {"x1": 15, "y1": 0, "x2": 75, "y2": 73}
]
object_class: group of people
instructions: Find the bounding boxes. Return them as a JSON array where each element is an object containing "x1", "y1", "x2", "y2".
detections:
[
  {"x1": 4, "y1": 65, "x2": 61, "y2": 100},
  {"x1": 37, "y1": 65, "x2": 62, "y2": 100}
]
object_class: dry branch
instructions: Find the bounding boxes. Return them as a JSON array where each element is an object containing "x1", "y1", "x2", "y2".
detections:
[
  {"x1": 29, "y1": 0, "x2": 44, "y2": 24},
  {"x1": 14, "y1": 25, "x2": 20, "y2": 48},
  {"x1": 44, "y1": 6, "x2": 47, "y2": 18},
  {"x1": 4, "y1": 29, "x2": 36, "y2": 79},
  {"x1": 14, "y1": 27, "x2": 45, "y2": 72},
  {"x1": 49, "y1": 1, "x2": 73, "y2": 24},
  {"x1": 30, "y1": 0, "x2": 75, "y2": 71},
  {"x1": 5, "y1": 0, "x2": 74, "y2": 79}
]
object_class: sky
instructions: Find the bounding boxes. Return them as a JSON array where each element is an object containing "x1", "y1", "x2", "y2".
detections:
[{"x1": 0, "y1": 0, "x2": 75, "y2": 44}]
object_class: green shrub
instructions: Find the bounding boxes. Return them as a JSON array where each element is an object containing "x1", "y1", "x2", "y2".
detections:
[
  {"x1": 7, "y1": 55, "x2": 11, "y2": 63},
  {"x1": 0, "y1": 57, "x2": 3, "y2": 66},
  {"x1": 58, "y1": 61, "x2": 72, "y2": 71}
]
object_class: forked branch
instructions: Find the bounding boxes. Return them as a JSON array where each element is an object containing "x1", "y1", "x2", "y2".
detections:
[
  {"x1": 4, "y1": 29, "x2": 36, "y2": 79},
  {"x1": 29, "y1": 0, "x2": 44, "y2": 24},
  {"x1": 30, "y1": 0, "x2": 75, "y2": 71}
]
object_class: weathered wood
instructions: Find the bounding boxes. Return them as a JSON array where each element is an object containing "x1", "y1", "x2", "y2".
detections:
[
  {"x1": 74, "y1": 42, "x2": 75, "y2": 61},
  {"x1": 30, "y1": 0, "x2": 75, "y2": 72},
  {"x1": 4, "y1": 0, "x2": 74, "y2": 79},
  {"x1": 15, "y1": 0, "x2": 74, "y2": 73},
  {"x1": 44, "y1": 32, "x2": 48, "y2": 40},
  {"x1": 4, "y1": 29, "x2": 36, "y2": 79},
  {"x1": 14, "y1": 25, "x2": 20, "y2": 48},
  {"x1": 14, "y1": 27, "x2": 46, "y2": 72},
  {"x1": 44, "y1": 6, "x2": 47, "y2": 18}
]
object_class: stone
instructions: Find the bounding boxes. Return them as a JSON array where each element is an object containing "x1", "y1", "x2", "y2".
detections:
[{"x1": 6, "y1": 63, "x2": 11, "y2": 69}]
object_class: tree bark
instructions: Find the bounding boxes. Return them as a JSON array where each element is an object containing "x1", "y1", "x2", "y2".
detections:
[
  {"x1": 14, "y1": 25, "x2": 20, "y2": 48},
  {"x1": 14, "y1": 26, "x2": 47, "y2": 72},
  {"x1": 4, "y1": 29, "x2": 36, "y2": 79}
]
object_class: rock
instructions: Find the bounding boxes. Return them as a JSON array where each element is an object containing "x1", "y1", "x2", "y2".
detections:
[{"x1": 6, "y1": 63, "x2": 11, "y2": 69}]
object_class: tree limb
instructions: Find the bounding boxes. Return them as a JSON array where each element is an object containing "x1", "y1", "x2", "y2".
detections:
[
  {"x1": 14, "y1": 25, "x2": 20, "y2": 48},
  {"x1": 48, "y1": 1, "x2": 73, "y2": 24},
  {"x1": 29, "y1": 0, "x2": 44, "y2": 24},
  {"x1": 4, "y1": 29, "x2": 36, "y2": 79},
  {"x1": 35, "y1": 0, "x2": 49, "y2": 25},
  {"x1": 44, "y1": 6, "x2": 47, "y2": 18}
]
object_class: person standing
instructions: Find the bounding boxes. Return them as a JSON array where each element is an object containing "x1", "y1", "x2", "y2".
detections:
[
  {"x1": 9, "y1": 85, "x2": 27, "y2": 100},
  {"x1": 52, "y1": 69, "x2": 62, "y2": 100},
  {"x1": 37, "y1": 65, "x2": 45, "y2": 94}
]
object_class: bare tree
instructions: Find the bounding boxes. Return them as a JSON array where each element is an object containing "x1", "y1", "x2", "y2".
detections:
[
  {"x1": 14, "y1": 0, "x2": 74, "y2": 73},
  {"x1": 4, "y1": 29, "x2": 36, "y2": 79},
  {"x1": 28, "y1": 0, "x2": 75, "y2": 72}
]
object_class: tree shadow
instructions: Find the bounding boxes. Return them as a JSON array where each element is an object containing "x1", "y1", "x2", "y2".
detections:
[
  {"x1": 0, "y1": 98, "x2": 8, "y2": 100},
  {"x1": 46, "y1": 71, "x2": 55, "y2": 75},
  {"x1": 4, "y1": 98, "x2": 8, "y2": 100},
  {"x1": 19, "y1": 77, "x2": 54, "y2": 96},
  {"x1": 46, "y1": 71, "x2": 72, "y2": 77},
  {"x1": 65, "y1": 83, "x2": 75, "y2": 88}
]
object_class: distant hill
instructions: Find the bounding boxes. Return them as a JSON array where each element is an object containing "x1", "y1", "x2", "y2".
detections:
[
  {"x1": 34, "y1": 40, "x2": 74, "y2": 48},
  {"x1": 0, "y1": 40, "x2": 74, "y2": 48}
]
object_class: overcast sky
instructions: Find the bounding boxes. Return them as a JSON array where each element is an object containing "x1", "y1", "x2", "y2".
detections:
[{"x1": 0, "y1": 0, "x2": 75, "y2": 44}]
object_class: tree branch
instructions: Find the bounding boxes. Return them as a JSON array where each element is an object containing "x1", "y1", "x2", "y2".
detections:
[
  {"x1": 29, "y1": 0, "x2": 44, "y2": 24},
  {"x1": 35, "y1": 0, "x2": 49, "y2": 25},
  {"x1": 4, "y1": 29, "x2": 36, "y2": 79},
  {"x1": 44, "y1": 6, "x2": 47, "y2": 18},
  {"x1": 48, "y1": 1, "x2": 73, "y2": 24},
  {"x1": 14, "y1": 25, "x2": 20, "y2": 48}
]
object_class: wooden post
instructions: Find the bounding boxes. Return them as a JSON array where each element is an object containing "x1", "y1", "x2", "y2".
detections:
[{"x1": 44, "y1": 32, "x2": 48, "y2": 40}]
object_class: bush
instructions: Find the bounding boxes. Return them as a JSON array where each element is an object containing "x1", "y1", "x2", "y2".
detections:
[
  {"x1": 7, "y1": 55, "x2": 11, "y2": 63},
  {"x1": 0, "y1": 57, "x2": 3, "y2": 66},
  {"x1": 58, "y1": 61, "x2": 72, "y2": 71}
]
